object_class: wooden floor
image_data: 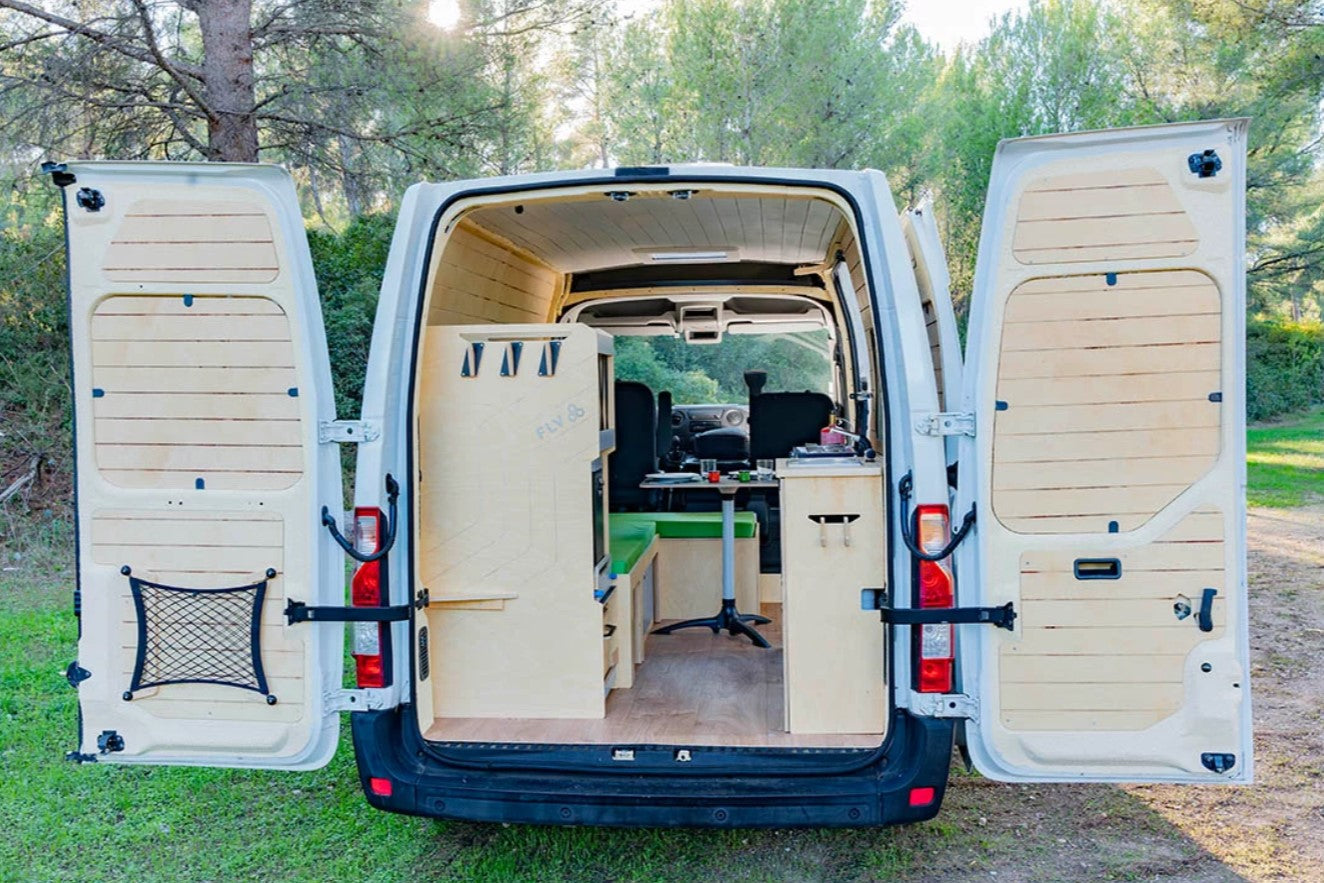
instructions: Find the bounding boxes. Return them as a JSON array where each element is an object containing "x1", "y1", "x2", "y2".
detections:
[{"x1": 423, "y1": 605, "x2": 884, "y2": 748}]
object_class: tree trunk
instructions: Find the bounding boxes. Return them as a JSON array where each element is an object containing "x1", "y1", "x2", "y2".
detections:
[{"x1": 195, "y1": 0, "x2": 259, "y2": 162}]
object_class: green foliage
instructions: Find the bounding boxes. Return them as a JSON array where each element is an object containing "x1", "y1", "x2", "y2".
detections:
[
  {"x1": 612, "y1": 337, "x2": 720, "y2": 403},
  {"x1": 307, "y1": 214, "x2": 394, "y2": 419},
  {"x1": 1247, "y1": 407, "x2": 1324, "y2": 508},
  {"x1": 0, "y1": 218, "x2": 70, "y2": 523},
  {"x1": 616, "y1": 332, "x2": 832, "y2": 404},
  {"x1": 1246, "y1": 319, "x2": 1324, "y2": 422}
]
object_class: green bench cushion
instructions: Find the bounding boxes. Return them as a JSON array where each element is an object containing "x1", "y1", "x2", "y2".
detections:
[
  {"x1": 608, "y1": 521, "x2": 657, "y2": 575},
  {"x1": 611, "y1": 511, "x2": 758, "y2": 540}
]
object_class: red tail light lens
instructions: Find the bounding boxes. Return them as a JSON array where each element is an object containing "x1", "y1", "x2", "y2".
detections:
[
  {"x1": 351, "y1": 507, "x2": 387, "y2": 689},
  {"x1": 915, "y1": 504, "x2": 954, "y2": 694},
  {"x1": 368, "y1": 776, "x2": 393, "y2": 797},
  {"x1": 908, "y1": 786, "x2": 936, "y2": 807}
]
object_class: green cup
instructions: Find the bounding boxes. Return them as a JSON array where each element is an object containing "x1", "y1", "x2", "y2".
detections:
[{"x1": 738, "y1": 470, "x2": 751, "y2": 482}]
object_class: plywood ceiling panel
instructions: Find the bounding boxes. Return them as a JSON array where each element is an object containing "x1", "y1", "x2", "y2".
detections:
[{"x1": 467, "y1": 194, "x2": 843, "y2": 273}]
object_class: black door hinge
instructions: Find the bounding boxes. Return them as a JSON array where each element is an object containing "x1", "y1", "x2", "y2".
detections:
[
  {"x1": 96, "y1": 730, "x2": 124, "y2": 754},
  {"x1": 866, "y1": 591, "x2": 1017, "y2": 631},
  {"x1": 65, "y1": 661, "x2": 91, "y2": 688},
  {"x1": 1201, "y1": 752, "x2": 1236, "y2": 774},
  {"x1": 284, "y1": 600, "x2": 411, "y2": 625},
  {"x1": 41, "y1": 161, "x2": 75, "y2": 187}
]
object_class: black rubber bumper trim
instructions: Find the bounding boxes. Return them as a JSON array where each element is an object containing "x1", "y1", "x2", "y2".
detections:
[{"x1": 349, "y1": 707, "x2": 953, "y2": 828}]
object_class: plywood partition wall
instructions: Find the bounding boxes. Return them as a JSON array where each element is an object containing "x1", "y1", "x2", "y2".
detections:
[{"x1": 416, "y1": 323, "x2": 616, "y2": 720}]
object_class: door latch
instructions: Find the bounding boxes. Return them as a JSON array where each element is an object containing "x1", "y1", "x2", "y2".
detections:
[
  {"x1": 915, "y1": 412, "x2": 975, "y2": 437},
  {"x1": 318, "y1": 420, "x2": 380, "y2": 444},
  {"x1": 910, "y1": 692, "x2": 978, "y2": 719}
]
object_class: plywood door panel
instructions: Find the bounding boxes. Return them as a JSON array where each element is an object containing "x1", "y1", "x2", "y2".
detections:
[
  {"x1": 103, "y1": 198, "x2": 279, "y2": 284},
  {"x1": 998, "y1": 509, "x2": 1226, "y2": 731},
  {"x1": 991, "y1": 270, "x2": 1221, "y2": 534},
  {"x1": 87, "y1": 295, "x2": 304, "y2": 492},
  {"x1": 1011, "y1": 168, "x2": 1198, "y2": 265}
]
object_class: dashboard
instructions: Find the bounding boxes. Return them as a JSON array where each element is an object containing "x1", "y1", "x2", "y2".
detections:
[{"x1": 670, "y1": 403, "x2": 749, "y2": 449}]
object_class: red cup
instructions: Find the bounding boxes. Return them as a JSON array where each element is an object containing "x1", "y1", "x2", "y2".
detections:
[{"x1": 707, "y1": 470, "x2": 721, "y2": 483}]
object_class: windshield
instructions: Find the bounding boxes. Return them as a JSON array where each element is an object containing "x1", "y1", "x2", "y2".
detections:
[{"x1": 614, "y1": 331, "x2": 834, "y2": 405}]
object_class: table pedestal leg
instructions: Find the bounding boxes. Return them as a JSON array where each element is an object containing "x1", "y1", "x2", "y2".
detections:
[{"x1": 651, "y1": 490, "x2": 770, "y2": 647}]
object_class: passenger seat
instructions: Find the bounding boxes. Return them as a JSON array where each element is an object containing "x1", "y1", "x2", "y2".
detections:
[{"x1": 748, "y1": 391, "x2": 833, "y2": 462}]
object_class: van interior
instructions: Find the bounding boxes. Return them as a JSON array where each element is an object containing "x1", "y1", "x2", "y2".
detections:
[{"x1": 412, "y1": 184, "x2": 893, "y2": 750}]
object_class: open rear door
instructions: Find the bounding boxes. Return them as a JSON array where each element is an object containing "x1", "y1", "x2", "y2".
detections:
[
  {"x1": 956, "y1": 120, "x2": 1252, "y2": 782},
  {"x1": 57, "y1": 162, "x2": 344, "y2": 768},
  {"x1": 901, "y1": 204, "x2": 964, "y2": 465}
]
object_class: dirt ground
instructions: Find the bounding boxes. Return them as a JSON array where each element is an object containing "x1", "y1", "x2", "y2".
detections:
[{"x1": 898, "y1": 506, "x2": 1324, "y2": 882}]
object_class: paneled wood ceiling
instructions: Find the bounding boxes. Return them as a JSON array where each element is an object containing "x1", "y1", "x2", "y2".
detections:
[{"x1": 466, "y1": 193, "x2": 845, "y2": 273}]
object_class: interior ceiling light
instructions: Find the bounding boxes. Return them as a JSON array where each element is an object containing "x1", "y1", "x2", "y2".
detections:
[{"x1": 638, "y1": 247, "x2": 738, "y2": 264}]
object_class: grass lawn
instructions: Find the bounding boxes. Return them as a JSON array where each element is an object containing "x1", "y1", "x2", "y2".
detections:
[{"x1": 1247, "y1": 407, "x2": 1324, "y2": 507}]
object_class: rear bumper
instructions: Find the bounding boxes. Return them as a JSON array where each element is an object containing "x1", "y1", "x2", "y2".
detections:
[{"x1": 350, "y1": 707, "x2": 954, "y2": 828}]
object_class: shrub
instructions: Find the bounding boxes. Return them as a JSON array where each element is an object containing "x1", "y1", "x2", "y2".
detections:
[
  {"x1": 1246, "y1": 319, "x2": 1324, "y2": 422},
  {"x1": 307, "y1": 214, "x2": 395, "y2": 420}
]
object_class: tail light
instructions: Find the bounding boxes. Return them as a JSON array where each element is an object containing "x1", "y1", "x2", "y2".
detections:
[
  {"x1": 914, "y1": 504, "x2": 954, "y2": 693},
  {"x1": 350, "y1": 507, "x2": 388, "y2": 688}
]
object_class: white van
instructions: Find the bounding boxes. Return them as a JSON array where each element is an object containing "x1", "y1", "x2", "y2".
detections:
[{"x1": 52, "y1": 118, "x2": 1252, "y2": 828}]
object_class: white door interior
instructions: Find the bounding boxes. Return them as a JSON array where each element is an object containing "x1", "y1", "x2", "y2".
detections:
[
  {"x1": 956, "y1": 120, "x2": 1253, "y2": 783},
  {"x1": 61, "y1": 162, "x2": 344, "y2": 768}
]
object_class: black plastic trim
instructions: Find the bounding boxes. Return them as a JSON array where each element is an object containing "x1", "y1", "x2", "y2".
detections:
[{"x1": 352, "y1": 706, "x2": 953, "y2": 827}]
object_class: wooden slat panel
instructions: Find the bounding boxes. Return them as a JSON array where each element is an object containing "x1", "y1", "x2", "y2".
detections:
[
  {"x1": 1016, "y1": 182, "x2": 1179, "y2": 222},
  {"x1": 1019, "y1": 598, "x2": 1225, "y2": 629},
  {"x1": 999, "y1": 313, "x2": 1219, "y2": 351},
  {"x1": 1012, "y1": 168, "x2": 1198, "y2": 265},
  {"x1": 103, "y1": 200, "x2": 280, "y2": 284},
  {"x1": 1020, "y1": 569, "x2": 1226, "y2": 600},
  {"x1": 1005, "y1": 624, "x2": 1213, "y2": 655},
  {"x1": 1002, "y1": 682, "x2": 1183, "y2": 711},
  {"x1": 1021, "y1": 541, "x2": 1224, "y2": 574},
  {"x1": 92, "y1": 340, "x2": 295, "y2": 368},
  {"x1": 997, "y1": 400, "x2": 1219, "y2": 436},
  {"x1": 996, "y1": 484, "x2": 1195, "y2": 519},
  {"x1": 97, "y1": 444, "x2": 301, "y2": 472},
  {"x1": 95, "y1": 295, "x2": 285, "y2": 316},
  {"x1": 92, "y1": 367, "x2": 296, "y2": 394},
  {"x1": 1013, "y1": 241, "x2": 1197, "y2": 265},
  {"x1": 93, "y1": 393, "x2": 296, "y2": 420},
  {"x1": 994, "y1": 427, "x2": 1219, "y2": 463},
  {"x1": 1002, "y1": 710, "x2": 1170, "y2": 731},
  {"x1": 1000, "y1": 342, "x2": 1221, "y2": 380},
  {"x1": 90, "y1": 295, "x2": 304, "y2": 491},
  {"x1": 92, "y1": 314, "x2": 292, "y2": 341},
  {"x1": 95, "y1": 543, "x2": 283, "y2": 572},
  {"x1": 999, "y1": 511, "x2": 1225, "y2": 731},
  {"x1": 1005, "y1": 284, "x2": 1218, "y2": 323},
  {"x1": 994, "y1": 456, "x2": 1214, "y2": 491},
  {"x1": 1001, "y1": 654, "x2": 1185, "y2": 683},
  {"x1": 998, "y1": 371, "x2": 1220, "y2": 406},
  {"x1": 92, "y1": 514, "x2": 283, "y2": 548},
  {"x1": 110, "y1": 213, "x2": 273, "y2": 243},
  {"x1": 94, "y1": 418, "x2": 301, "y2": 446}
]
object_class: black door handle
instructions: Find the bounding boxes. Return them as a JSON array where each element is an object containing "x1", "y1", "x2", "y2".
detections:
[{"x1": 1198, "y1": 587, "x2": 1217, "y2": 633}]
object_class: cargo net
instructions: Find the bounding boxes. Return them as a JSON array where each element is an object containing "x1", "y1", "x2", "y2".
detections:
[{"x1": 122, "y1": 566, "x2": 278, "y2": 705}]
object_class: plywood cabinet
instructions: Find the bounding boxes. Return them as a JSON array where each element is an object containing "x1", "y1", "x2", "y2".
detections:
[{"x1": 779, "y1": 459, "x2": 888, "y2": 735}]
